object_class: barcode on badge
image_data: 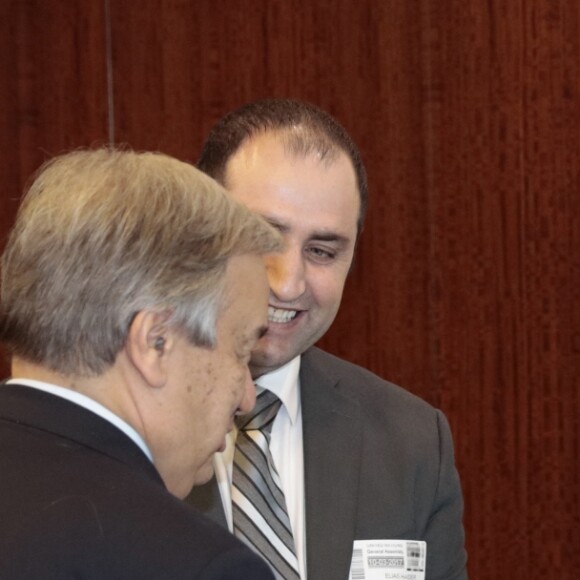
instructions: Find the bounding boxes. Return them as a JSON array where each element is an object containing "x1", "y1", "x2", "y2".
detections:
[
  {"x1": 406, "y1": 541, "x2": 426, "y2": 572},
  {"x1": 350, "y1": 548, "x2": 366, "y2": 580}
]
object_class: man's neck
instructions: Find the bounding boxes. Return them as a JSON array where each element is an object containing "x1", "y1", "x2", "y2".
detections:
[
  {"x1": 11, "y1": 357, "x2": 74, "y2": 388},
  {"x1": 11, "y1": 356, "x2": 125, "y2": 421}
]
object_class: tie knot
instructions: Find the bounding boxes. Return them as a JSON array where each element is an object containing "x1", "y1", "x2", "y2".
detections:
[{"x1": 236, "y1": 389, "x2": 282, "y2": 433}]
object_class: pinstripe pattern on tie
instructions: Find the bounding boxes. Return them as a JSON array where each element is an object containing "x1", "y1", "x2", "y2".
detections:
[{"x1": 232, "y1": 390, "x2": 300, "y2": 580}]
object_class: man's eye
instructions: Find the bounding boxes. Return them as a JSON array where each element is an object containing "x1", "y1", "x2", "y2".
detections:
[{"x1": 306, "y1": 246, "x2": 336, "y2": 263}]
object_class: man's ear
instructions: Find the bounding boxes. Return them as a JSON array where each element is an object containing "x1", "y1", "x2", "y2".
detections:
[{"x1": 125, "y1": 310, "x2": 173, "y2": 389}]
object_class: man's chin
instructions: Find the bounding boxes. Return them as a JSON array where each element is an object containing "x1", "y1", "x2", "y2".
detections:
[
  {"x1": 249, "y1": 344, "x2": 303, "y2": 378},
  {"x1": 191, "y1": 461, "x2": 216, "y2": 488}
]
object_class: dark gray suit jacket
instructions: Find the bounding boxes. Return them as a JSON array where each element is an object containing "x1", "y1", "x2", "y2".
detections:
[
  {"x1": 186, "y1": 347, "x2": 468, "y2": 580},
  {"x1": 0, "y1": 383, "x2": 274, "y2": 579}
]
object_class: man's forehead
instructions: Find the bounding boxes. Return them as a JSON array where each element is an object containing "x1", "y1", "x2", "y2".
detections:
[
  {"x1": 224, "y1": 133, "x2": 359, "y2": 240},
  {"x1": 225, "y1": 136, "x2": 355, "y2": 192}
]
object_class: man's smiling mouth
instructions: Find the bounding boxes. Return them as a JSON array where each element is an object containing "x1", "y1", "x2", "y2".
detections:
[{"x1": 268, "y1": 306, "x2": 299, "y2": 324}]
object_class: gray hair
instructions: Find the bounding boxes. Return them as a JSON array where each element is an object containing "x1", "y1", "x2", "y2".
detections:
[{"x1": 0, "y1": 148, "x2": 282, "y2": 376}]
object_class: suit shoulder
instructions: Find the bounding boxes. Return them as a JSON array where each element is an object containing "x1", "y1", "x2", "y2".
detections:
[{"x1": 304, "y1": 347, "x2": 440, "y2": 419}]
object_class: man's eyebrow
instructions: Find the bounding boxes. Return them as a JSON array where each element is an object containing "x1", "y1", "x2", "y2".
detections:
[
  {"x1": 261, "y1": 216, "x2": 351, "y2": 245},
  {"x1": 308, "y1": 232, "x2": 350, "y2": 244}
]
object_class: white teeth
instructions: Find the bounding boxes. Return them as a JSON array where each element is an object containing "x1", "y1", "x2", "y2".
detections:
[{"x1": 268, "y1": 307, "x2": 298, "y2": 324}]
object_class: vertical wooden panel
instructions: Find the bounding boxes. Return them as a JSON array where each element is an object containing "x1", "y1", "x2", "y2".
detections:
[
  {"x1": 0, "y1": 0, "x2": 109, "y2": 376},
  {"x1": 0, "y1": 1, "x2": 578, "y2": 578},
  {"x1": 1, "y1": 0, "x2": 109, "y2": 190},
  {"x1": 425, "y1": 0, "x2": 580, "y2": 577}
]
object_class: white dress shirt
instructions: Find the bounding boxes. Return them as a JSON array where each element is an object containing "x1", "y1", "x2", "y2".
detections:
[
  {"x1": 213, "y1": 355, "x2": 307, "y2": 579},
  {"x1": 6, "y1": 378, "x2": 153, "y2": 462}
]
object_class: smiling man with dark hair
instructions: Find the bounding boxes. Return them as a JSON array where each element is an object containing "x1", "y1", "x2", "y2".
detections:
[{"x1": 187, "y1": 99, "x2": 468, "y2": 580}]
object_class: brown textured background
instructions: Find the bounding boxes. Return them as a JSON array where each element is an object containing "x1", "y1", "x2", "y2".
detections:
[{"x1": 1, "y1": 1, "x2": 579, "y2": 578}]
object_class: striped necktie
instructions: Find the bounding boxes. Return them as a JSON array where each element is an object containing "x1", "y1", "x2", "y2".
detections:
[{"x1": 232, "y1": 389, "x2": 300, "y2": 579}]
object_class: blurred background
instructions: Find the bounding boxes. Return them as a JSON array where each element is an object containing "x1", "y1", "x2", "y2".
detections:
[{"x1": 1, "y1": 1, "x2": 579, "y2": 577}]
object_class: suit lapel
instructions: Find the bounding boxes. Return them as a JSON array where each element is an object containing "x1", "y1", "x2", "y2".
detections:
[{"x1": 301, "y1": 348, "x2": 363, "y2": 580}]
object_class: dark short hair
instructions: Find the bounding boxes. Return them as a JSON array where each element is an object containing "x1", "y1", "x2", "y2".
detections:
[{"x1": 197, "y1": 99, "x2": 369, "y2": 236}]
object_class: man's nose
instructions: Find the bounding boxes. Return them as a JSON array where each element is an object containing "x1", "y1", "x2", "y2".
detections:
[
  {"x1": 239, "y1": 369, "x2": 257, "y2": 415},
  {"x1": 266, "y1": 248, "x2": 306, "y2": 302}
]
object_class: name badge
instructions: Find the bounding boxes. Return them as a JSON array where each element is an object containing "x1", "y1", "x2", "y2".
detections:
[{"x1": 349, "y1": 539, "x2": 427, "y2": 580}]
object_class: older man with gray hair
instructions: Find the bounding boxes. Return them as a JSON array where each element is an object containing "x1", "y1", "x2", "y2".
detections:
[{"x1": 0, "y1": 148, "x2": 282, "y2": 579}]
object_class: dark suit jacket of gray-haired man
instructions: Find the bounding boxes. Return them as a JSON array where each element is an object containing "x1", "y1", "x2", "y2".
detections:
[
  {"x1": 0, "y1": 148, "x2": 283, "y2": 579},
  {"x1": 186, "y1": 100, "x2": 468, "y2": 580}
]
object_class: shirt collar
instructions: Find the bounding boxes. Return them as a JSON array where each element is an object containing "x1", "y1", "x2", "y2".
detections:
[
  {"x1": 254, "y1": 355, "x2": 301, "y2": 425},
  {"x1": 6, "y1": 377, "x2": 153, "y2": 462}
]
